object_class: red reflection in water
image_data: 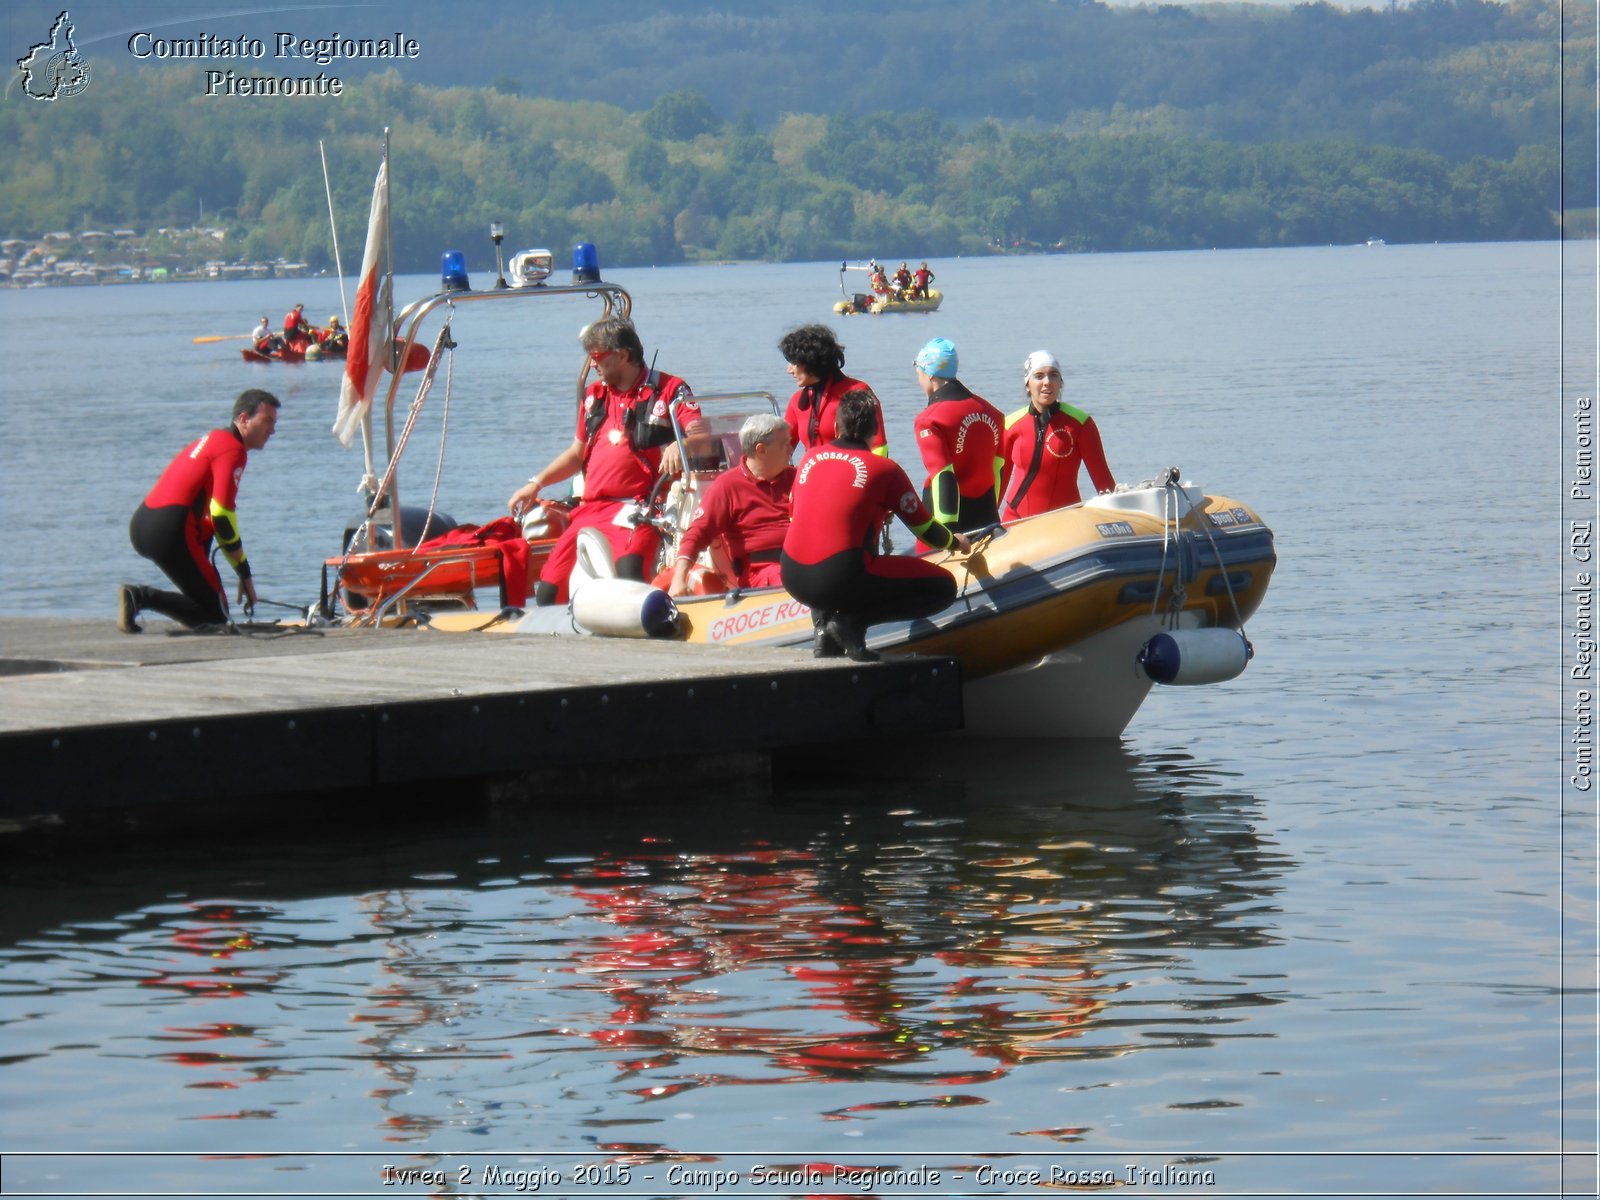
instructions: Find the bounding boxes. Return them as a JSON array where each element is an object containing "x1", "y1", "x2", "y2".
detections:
[
  {"x1": 233, "y1": 838, "x2": 1132, "y2": 1143},
  {"x1": 552, "y1": 847, "x2": 1112, "y2": 1093},
  {"x1": 132, "y1": 905, "x2": 293, "y2": 1114},
  {"x1": 139, "y1": 904, "x2": 285, "y2": 1004}
]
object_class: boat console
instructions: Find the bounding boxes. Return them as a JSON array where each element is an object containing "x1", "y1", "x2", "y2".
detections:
[{"x1": 1083, "y1": 475, "x2": 1205, "y2": 519}]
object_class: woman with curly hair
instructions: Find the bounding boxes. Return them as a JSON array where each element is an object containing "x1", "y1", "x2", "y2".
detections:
[{"x1": 777, "y1": 323, "x2": 888, "y2": 458}]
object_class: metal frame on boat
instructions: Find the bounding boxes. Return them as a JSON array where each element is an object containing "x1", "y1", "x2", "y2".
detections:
[{"x1": 320, "y1": 274, "x2": 631, "y2": 623}]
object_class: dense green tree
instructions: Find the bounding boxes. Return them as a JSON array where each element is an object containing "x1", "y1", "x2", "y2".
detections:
[
  {"x1": 641, "y1": 90, "x2": 723, "y2": 141},
  {"x1": 626, "y1": 141, "x2": 671, "y2": 190},
  {"x1": 542, "y1": 159, "x2": 617, "y2": 209}
]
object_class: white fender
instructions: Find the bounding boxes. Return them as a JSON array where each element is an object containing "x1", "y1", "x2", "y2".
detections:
[
  {"x1": 571, "y1": 578, "x2": 679, "y2": 639},
  {"x1": 568, "y1": 527, "x2": 616, "y2": 598},
  {"x1": 1138, "y1": 628, "x2": 1251, "y2": 685}
]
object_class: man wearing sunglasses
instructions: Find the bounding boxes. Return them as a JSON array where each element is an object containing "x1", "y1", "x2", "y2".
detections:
[{"x1": 508, "y1": 318, "x2": 697, "y2": 606}]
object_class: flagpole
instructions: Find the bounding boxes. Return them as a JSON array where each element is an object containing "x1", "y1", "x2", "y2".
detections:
[
  {"x1": 372, "y1": 127, "x2": 394, "y2": 532},
  {"x1": 357, "y1": 130, "x2": 394, "y2": 520},
  {"x1": 329, "y1": 133, "x2": 393, "y2": 551}
]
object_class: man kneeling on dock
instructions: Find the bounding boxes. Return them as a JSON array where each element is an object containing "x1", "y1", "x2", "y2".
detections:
[{"x1": 118, "y1": 389, "x2": 280, "y2": 632}]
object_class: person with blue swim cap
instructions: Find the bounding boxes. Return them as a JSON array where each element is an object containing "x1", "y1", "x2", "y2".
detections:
[{"x1": 911, "y1": 337, "x2": 1005, "y2": 543}]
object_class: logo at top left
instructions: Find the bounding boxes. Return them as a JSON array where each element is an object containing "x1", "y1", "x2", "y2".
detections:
[{"x1": 16, "y1": 10, "x2": 91, "y2": 101}]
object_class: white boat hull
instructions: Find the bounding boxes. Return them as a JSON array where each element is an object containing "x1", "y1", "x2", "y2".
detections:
[{"x1": 960, "y1": 612, "x2": 1206, "y2": 738}]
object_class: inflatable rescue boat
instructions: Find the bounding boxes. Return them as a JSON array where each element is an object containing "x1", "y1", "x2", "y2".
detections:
[
  {"x1": 508, "y1": 471, "x2": 1274, "y2": 738},
  {"x1": 311, "y1": 241, "x2": 1273, "y2": 737}
]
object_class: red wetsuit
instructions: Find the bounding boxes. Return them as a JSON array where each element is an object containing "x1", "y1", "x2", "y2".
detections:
[
  {"x1": 780, "y1": 438, "x2": 958, "y2": 629},
  {"x1": 128, "y1": 426, "x2": 250, "y2": 626},
  {"x1": 912, "y1": 267, "x2": 933, "y2": 298},
  {"x1": 677, "y1": 460, "x2": 795, "y2": 590},
  {"x1": 913, "y1": 380, "x2": 1005, "y2": 534},
  {"x1": 784, "y1": 373, "x2": 888, "y2": 457},
  {"x1": 1000, "y1": 401, "x2": 1114, "y2": 520},
  {"x1": 537, "y1": 368, "x2": 694, "y2": 603}
]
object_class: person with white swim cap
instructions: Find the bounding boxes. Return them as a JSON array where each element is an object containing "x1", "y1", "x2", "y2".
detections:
[{"x1": 999, "y1": 349, "x2": 1115, "y2": 520}]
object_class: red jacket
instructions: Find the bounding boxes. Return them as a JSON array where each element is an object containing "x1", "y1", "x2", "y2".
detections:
[
  {"x1": 143, "y1": 425, "x2": 249, "y2": 566},
  {"x1": 913, "y1": 381, "x2": 1004, "y2": 525},
  {"x1": 783, "y1": 439, "x2": 953, "y2": 564},
  {"x1": 784, "y1": 373, "x2": 888, "y2": 456},
  {"x1": 577, "y1": 368, "x2": 694, "y2": 501},
  {"x1": 678, "y1": 461, "x2": 795, "y2": 582},
  {"x1": 1000, "y1": 401, "x2": 1114, "y2": 519},
  {"x1": 144, "y1": 426, "x2": 247, "y2": 538}
]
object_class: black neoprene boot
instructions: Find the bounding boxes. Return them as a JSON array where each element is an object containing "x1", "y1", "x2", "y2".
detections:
[
  {"x1": 812, "y1": 609, "x2": 844, "y2": 658},
  {"x1": 116, "y1": 584, "x2": 144, "y2": 634},
  {"x1": 825, "y1": 614, "x2": 879, "y2": 662}
]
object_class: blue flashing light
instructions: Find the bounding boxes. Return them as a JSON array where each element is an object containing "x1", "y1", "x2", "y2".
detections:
[
  {"x1": 572, "y1": 242, "x2": 600, "y2": 284},
  {"x1": 441, "y1": 250, "x2": 470, "y2": 292}
]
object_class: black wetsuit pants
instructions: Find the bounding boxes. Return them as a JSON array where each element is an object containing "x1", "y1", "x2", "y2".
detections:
[
  {"x1": 128, "y1": 503, "x2": 228, "y2": 627},
  {"x1": 780, "y1": 549, "x2": 955, "y2": 630}
]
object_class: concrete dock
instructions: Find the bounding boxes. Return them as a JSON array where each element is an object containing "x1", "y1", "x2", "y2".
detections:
[{"x1": 0, "y1": 617, "x2": 962, "y2": 830}]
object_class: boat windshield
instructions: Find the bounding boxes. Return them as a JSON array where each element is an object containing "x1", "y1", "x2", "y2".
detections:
[{"x1": 672, "y1": 392, "x2": 780, "y2": 479}]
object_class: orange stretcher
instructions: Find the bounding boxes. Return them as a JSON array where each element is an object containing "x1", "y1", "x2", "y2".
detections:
[{"x1": 325, "y1": 518, "x2": 555, "y2": 619}]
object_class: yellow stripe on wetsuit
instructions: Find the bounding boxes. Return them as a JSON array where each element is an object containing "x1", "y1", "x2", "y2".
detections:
[
  {"x1": 902, "y1": 505, "x2": 958, "y2": 552},
  {"x1": 930, "y1": 459, "x2": 1004, "y2": 527},
  {"x1": 208, "y1": 498, "x2": 250, "y2": 577}
]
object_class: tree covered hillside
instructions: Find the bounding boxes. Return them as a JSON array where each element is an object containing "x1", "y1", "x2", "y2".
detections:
[
  {"x1": 2, "y1": 0, "x2": 1585, "y2": 270},
  {"x1": 56, "y1": 0, "x2": 1581, "y2": 165}
]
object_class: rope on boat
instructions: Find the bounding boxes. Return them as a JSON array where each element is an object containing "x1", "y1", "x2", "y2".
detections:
[
  {"x1": 415, "y1": 321, "x2": 456, "y2": 548},
  {"x1": 320, "y1": 318, "x2": 458, "y2": 626},
  {"x1": 1147, "y1": 467, "x2": 1251, "y2": 646},
  {"x1": 372, "y1": 317, "x2": 454, "y2": 523},
  {"x1": 1190, "y1": 481, "x2": 1251, "y2": 648},
  {"x1": 1150, "y1": 469, "x2": 1180, "y2": 624},
  {"x1": 936, "y1": 522, "x2": 1001, "y2": 566}
]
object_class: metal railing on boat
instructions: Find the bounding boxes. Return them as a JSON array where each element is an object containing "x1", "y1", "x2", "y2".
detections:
[{"x1": 367, "y1": 280, "x2": 634, "y2": 553}]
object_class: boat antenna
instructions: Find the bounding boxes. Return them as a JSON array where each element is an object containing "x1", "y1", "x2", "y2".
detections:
[{"x1": 319, "y1": 139, "x2": 350, "y2": 327}]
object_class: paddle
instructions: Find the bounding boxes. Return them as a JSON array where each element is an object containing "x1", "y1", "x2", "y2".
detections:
[{"x1": 193, "y1": 334, "x2": 252, "y2": 344}]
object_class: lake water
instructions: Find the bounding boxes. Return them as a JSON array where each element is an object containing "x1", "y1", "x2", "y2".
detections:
[{"x1": 0, "y1": 242, "x2": 1593, "y2": 1197}]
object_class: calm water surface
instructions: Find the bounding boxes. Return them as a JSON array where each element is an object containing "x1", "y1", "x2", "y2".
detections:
[{"x1": 0, "y1": 243, "x2": 1592, "y2": 1196}]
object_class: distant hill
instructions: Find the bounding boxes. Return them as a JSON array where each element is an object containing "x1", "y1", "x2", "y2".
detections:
[
  {"x1": 36, "y1": 0, "x2": 1582, "y2": 167},
  {"x1": 1, "y1": 0, "x2": 1586, "y2": 271}
]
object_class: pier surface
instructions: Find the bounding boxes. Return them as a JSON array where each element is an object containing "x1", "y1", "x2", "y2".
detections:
[{"x1": 0, "y1": 618, "x2": 961, "y2": 825}]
